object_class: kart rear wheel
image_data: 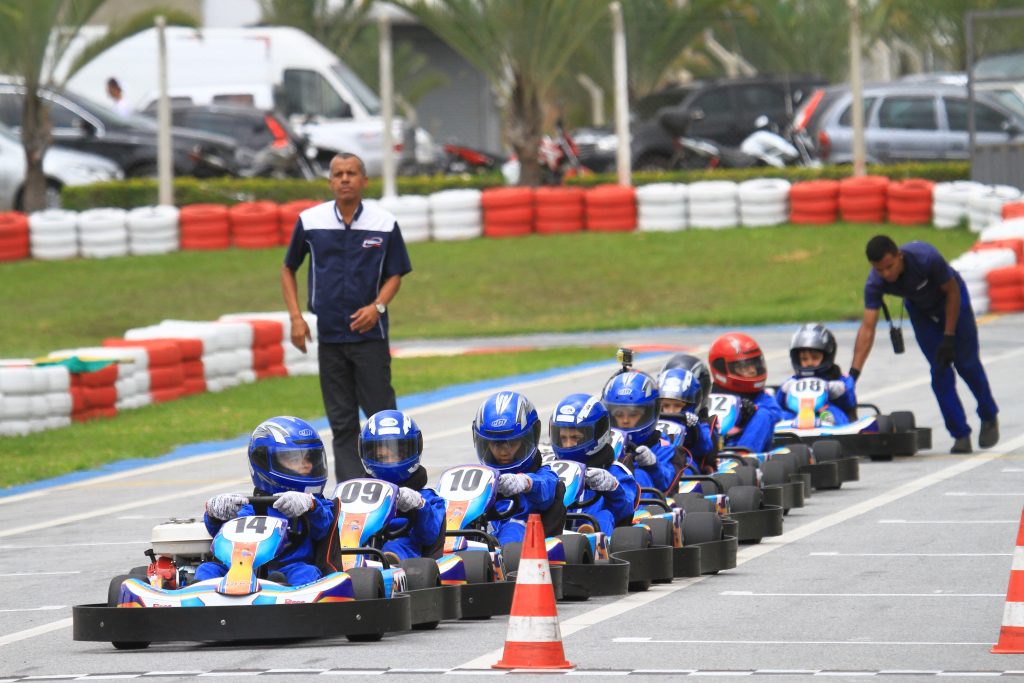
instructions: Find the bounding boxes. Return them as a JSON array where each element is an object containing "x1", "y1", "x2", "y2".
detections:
[
  {"x1": 876, "y1": 414, "x2": 894, "y2": 433},
  {"x1": 712, "y1": 472, "x2": 741, "y2": 492},
  {"x1": 502, "y1": 542, "x2": 523, "y2": 577},
  {"x1": 727, "y1": 485, "x2": 762, "y2": 513},
  {"x1": 400, "y1": 558, "x2": 442, "y2": 631},
  {"x1": 682, "y1": 511, "x2": 723, "y2": 545},
  {"x1": 784, "y1": 444, "x2": 812, "y2": 469},
  {"x1": 891, "y1": 411, "x2": 915, "y2": 432},
  {"x1": 107, "y1": 574, "x2": 150, "y2": 650},
  {"x1": 672, "y1": 492, "x2": 715, "y2": 513},
  {"x1": 610, "y1": 526, "x2": 653, "y2": 592},
  {"x1": 456, "y1": 550, "x2": 495, "y2": 584},
  {"x1": 760, "y1": 460, "x2": 787, "y2": 486},
  {"x1": 640, "y1": 517, "x2": 674, "y2": 548},
  {"x1": 129, "y1": 565, "x2": 149, "y2": 579},
  {"x1": 557, "y1": 534, "x2": 594, "y2": 565},
  {"x1": 345, "y1": 567, "x2": 386, "y2": 642},
  {"x1": 812, "y1": 439, "x2": 843, "y2": 462},
  {"x1": 733, "y1": 465, "x2": 758, "y2": 487}
]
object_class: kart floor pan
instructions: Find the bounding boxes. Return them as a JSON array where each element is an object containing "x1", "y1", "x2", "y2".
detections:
[
  {"x1": 800, "y1": 461, "x2": 840, "y2": 490},
  {"x1": 763, "y1": 481, "x2": 805, "y2": 513},
  {"x1": 458, "y1": 580, "x2": 516, "y2": 619},
  {"x1": 561, "y1": 556, "x2": 631, "y2": 599},
  {"x1": 672, "y1": 545, "x2": 702, "y2": 578},
  {"x1": 408, "y1": 585, "x2": 461, "y2": 625},
  {"x1": 729, "y1": 504, "x2": 784, "y2": 543},
  {"x1": 73, "y1": 595, "x2": 412, "y2": 646},
  {"x1": 695, "y1": 519, "x2": 739, "y2": 574},
  {"x1": 615, "y1": 544, "x2": 674, "y2": 589}
]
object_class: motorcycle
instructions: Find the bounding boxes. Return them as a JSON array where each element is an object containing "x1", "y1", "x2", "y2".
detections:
[
  {"x1": 673, "y1": 115, "x2": 820, "y2": 170},
  {"x1": 501, "y1": 119, "x2": 591, "y2": 185}
]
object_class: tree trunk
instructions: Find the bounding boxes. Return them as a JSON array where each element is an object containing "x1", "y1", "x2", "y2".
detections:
[
  {"x1": 21, "y1": 82, "x2": 52, "y2": 213},
  {"x1": 504, "y1": 74, "x2": 543, "y2": 187}
]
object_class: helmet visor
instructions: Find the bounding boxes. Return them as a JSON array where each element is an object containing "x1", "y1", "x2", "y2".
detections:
[
  {"x1": 362, "y1": 437, "x2": 419, "y2": 465},
  {"x1": 272, "y1": 447, "x2": 327, "y2": 479},
  {"x1": 727, "y1": 356, "x2": 765, "y2": 378},
  {"x1": 605, "y1": 402, "x2": 656, "y2": 431},
  {"x1": 476, "y1": 432, "x2": 536, "y2": 468},
  {"x1": 550, "y1": 423, "x2": 597, "y2": 453}
]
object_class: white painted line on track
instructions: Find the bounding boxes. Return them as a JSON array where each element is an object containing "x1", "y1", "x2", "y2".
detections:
[
  {"x1": 454, "y1": 429, "x2": 1024, "y2": 671},
  {"x1": 0, "y1": 605, "x2": 65, "y2": 612},
  {"x1": 318, "y1": 672, "x2": 387, "y2": 677},
  {"x1": 945, "y1": 492, "x2": 1024, "y2": 496},
  {"x1": 0, "y1": 541, "x2": 147, "y2": 550},
  {"x1": 879, "y1": 519, "x2": 1017, "y2": 524},
  {"x1": 0, "y1": 571, "x2": 79, "y2": 577},
  {"x1": 720, "y1": 590, "x2": 1002, "y2": 597},
  {"x1": 810, "y1": 552, "x2": 1010, "y2": 557},
  {"x1": 613, "y1": 637, "x2": 992, "y2": 646}
]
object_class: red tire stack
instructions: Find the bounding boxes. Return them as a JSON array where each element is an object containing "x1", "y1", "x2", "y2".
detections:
[
  {"x1": 0, "y1": 212, "x2": 29, "y2": 262},
  {"x1": 585, "y1": 184, "x2": 636, "y2": 232},
  {"x1": 103, "y1": 339, "x2": 186, "y2": 403},
  {"x1": 246, "y1": 319, "x2": 287, "y2": 379},
  {"x1": 973, "y1": 238, "x2": 1024, "y2": 264},
  {"x1": 839, "y1": 175, "x2": 889, "y2": 223},
  {"x1": 229, "y1": 201, "x2": 281, "y2": 249},
  {"x1": 70, "y1": 363, "x2": 118, "y2": 422},
  {"x1": 179, "y1": 204, "x2": 230, "y2": 250},
  {"x1": 789, "y1": 180, "x2": 839, "y2": 224},
  {"x1": 1002, "y1": 202, "x2": 1024, "y2": 220},
  {"x1": 986, "y1": 265, "x2": 1024, "y2": 313},
  {"x1": 886, "y1": 179, "x2": 934, "y2": 225},
  {"x1": 481, "y1": 187, "x2": 534, "y2": 238},
  {"x1": 279, "y1": 199, "x2": 319, "y2": 245},
  {"x1": 534, "y1": 187, "x2": 585, "y2": 234}
]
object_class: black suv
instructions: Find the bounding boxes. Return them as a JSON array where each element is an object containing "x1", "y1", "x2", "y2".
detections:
[{"x1": 0, "y1": 78, "x2": 240, "y2": 178}]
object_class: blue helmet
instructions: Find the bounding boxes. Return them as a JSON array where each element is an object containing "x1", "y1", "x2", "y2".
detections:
[
  {"x1": 601, "y1": 371, "x2": 659, "y2": 444},
  {"x1": 473, "y1": 391, "x2": 541, "y2": 474},
  {"x1": 657, "y1": 368, "x2": 703, "y2": 417},
  {"x1": 359, "y1": 409, "x2": 423, "y2": 484},
  {"x1": 549, "y1": 393, "x2": 611, "y2": 464},
  {"x1": 248, "y1": 416, "x2": 327, "y2": 495}
]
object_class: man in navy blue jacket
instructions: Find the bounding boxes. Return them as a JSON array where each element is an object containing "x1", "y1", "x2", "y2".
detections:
[
  {"x1": 851, "y1": 235, "x2": 998, "y2": 453},
  {"x1": 281, "y1": 153, "x2": 412, "y2": 482}
]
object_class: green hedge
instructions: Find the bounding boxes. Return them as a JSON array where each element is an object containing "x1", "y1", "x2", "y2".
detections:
[{"x1": 60, "y1": 162, "x2": 970, "y2": 210}]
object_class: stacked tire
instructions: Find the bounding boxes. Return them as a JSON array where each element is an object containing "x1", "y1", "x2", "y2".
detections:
[
  {"x1": 179, "y1": 204, "x2": 229, "y2": 250},
  {"x1": 69, "y1": 362, "x2": 118, "y2": 423},
  {"x1": 534, "y1": 187, "x2": 585, "y2": 234},
  {"x1": 789, "y1": 180, "x2": 838, "y2": 224},
  {"x1": 29, "y1": 209, "x2": 78, "y2": 260},
  {"x1": 688, "y1": 181, "x2": 738, "y2": 229},
  {"x1": 0, "y1": 212, "x2": 29, "y2": 262},
  {"x1": 886, "y1": 179, "x2": 933, "y2": 225},
  {"x1": 229, "y1": 201, "x2": 280, "y2": 249},
  {"x1": 378, "y1": 195, "x2": 430, "y2": 243},
  {"x1": 969, "y1": 185, "x2": 1022, "y2": 233},
  {"x1": 932, "y1": 181, "x2": 982, "y2": 229},
  {"x1": 839, "y1": 175, "x2": 888, "y2": 223},
  {"x1": 481, "y1": 187, "x2": 533, "y2": 238},
  {"x1": 0, "y1": 363, "x2": 71, "y2": 436},
  {"x1": 951, "y1": 248, "x2": 1018, "y2": 315},
  {"x1": 738, "y1": 178, "x2": 789, "y2": 227},
  {"x1": 103, "y1": 338, "x2": 186, "y2": 404},
  {"x1": 221, "y1": 311, "x2": 319, "y2": 376},
  {"x1": 986, "y1": 265, "x2": 1024, "y2": 313},
  {"x1": 50, "y1": 346, "x2": 151, "y2": 412},
  {"x1": 429, "y1": 189, "x2": 482, "y2": 241},
  {"x1": 585, "y1": 184, "x2": 636, "y2": 232},
  {"x1": 127, "y1": 206, "x2": 178, "y2": 256},
  {"x1": 636, "y1": 183, "x2": 687, "y2": 232},
  {"x1": 78, "y1": 208, "x2": 129, "y2": 259}
]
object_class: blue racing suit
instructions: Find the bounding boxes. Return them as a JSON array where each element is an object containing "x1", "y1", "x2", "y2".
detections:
[
  {"x1": 491, "y1": 464, "x2": 561, "y2": 545},
  {"x1": 572, "y1": 462, "x2": 640, "y2": 535},
  {"x1": 626, "y1": 431, "x2": 677, "y2": 493},
  {"x1": 196, "y1": 495, "x2": 335, "y2": 586},
  {"x1": 383, "y1": 488, "x2": 446, "y2": 560},
  {"x1": 776, "y1": 374, "x2": 856, "y2": 426},
  {"x1": 722, "y1": 390, "x2": 782, "y2": 452}
]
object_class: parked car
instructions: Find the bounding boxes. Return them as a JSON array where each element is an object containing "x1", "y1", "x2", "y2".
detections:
[
  {"x1": 898, "y1": 72, "x2": 1024, "y2": 118},
  {"x1": 0, "y1": 77, "x2": 240, "y2": 178},
  {"x1": 0, "y1": 123, "x2": 121, "y2": 211},
  {"x1": 792, "y1": 81, "x2": 1024, "y2": 164},
  {"x1": 140, "y1": 103, "x2": 321, "y2": 179}
]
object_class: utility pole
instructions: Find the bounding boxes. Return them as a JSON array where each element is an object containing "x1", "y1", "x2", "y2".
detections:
[{"x1": 848, "y1": 0, "x2": 866, "y2": 177}]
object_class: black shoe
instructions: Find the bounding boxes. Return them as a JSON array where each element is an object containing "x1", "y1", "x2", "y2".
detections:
[
  {"x1": 267, "y1": 571, "x2": 289, "y2": 586},
  {"x1": 951, "y1": 436, "x2": 972, "y2": 454},
  {"x1": 980, "y1": 419, "x2": 1000, "y2": 449}
]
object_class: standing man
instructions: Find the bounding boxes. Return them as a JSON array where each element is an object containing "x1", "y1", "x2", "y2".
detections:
[
  {"x1": 105, "y1": 78, "x2": 132, "y2": 117},
  {"x1": 850, "y1": 235, "x2": 998, "y2": 454},
  {"x1": 281, "y1": 153, "x2": 412, "y2": 482}
]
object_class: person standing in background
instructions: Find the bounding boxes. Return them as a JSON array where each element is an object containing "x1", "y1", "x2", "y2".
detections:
[{"x1": 105, "y1": 78, "x2": 132, "y2": 117}]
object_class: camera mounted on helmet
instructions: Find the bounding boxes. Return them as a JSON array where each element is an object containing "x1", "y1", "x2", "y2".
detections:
[{"x1": 601, "y1": 370, "x2": 659, "y2": 444}]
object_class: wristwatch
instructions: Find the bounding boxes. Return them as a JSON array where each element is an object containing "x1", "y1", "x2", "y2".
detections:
[{"x1": 374, "y1": 301, "x2": 386, "y2": 314}]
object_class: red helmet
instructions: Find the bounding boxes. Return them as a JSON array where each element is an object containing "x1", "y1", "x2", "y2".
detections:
[{"x1": 709, "y1": 332, "x2": 767, "y2": 394}]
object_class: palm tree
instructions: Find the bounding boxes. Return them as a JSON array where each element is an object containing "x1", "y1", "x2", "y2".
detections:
[
  {"x1": 0, "y1": 0, "x2": 107, "y2": 212},
  {"x1": 391, "y1": 0, "x2": 606, "y2": 186}
]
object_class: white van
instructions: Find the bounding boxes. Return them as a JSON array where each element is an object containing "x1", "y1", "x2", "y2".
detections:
[{"x1": 63, "y1": 26, "x2": 437, "y2": 176}]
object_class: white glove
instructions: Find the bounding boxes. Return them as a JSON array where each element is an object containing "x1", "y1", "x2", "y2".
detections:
[
  {"x1": 585, "y1": 468, "x2": 619, "y2": 491},
  {"x1": 497, "y1": 473, "x2": 532, "y2": 497},
  {"x1": 682, "y1": 412, "x2": 699, "y2": 428},
  {"x1": 780, "y1": 378, "x2": 797, "y2": 395},
  {"x1": 273, "y1": 491, "x2": 315, "y2": 518},
  {"x1": 206, "y1": 493, "x2": 248, "y2": 520},
  {"x1": 397, "y1": 487, "x2": 425, "y2": 512},
  {"x1": 634, "y1": 445, "x2": 657, "y2": 467},
  {"x1": 827, "y1": 380, "x2": 846, "y2": 399}
]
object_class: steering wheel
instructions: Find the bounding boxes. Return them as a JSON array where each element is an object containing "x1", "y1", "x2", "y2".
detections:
[{"x1": 488, "y1": 494, "x2": 522, "y2": 521}]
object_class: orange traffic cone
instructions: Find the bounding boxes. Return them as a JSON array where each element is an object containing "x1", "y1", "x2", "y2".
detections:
[
  {"x1": 993, "y1": 507, "x2": 1024, "y2": 653},
  {"x1": 493, "y1": 513, "x2": 573, "y2": 670}
]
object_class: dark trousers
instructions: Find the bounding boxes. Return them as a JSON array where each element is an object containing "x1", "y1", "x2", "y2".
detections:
[
  {"x1": 908, "y1": 278, "x2": 998, "y2": 439},
  {"x1": 318, "y1": 339, "x2": 397, "y2": 482}
]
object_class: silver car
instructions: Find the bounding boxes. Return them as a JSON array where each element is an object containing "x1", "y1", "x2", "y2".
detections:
[
  {"x1": 794, "y1": 82, "x2": 1024, "y2": 164},
  {"x1": 0, "y1": 123, "x2": 122, "y2": 211}
]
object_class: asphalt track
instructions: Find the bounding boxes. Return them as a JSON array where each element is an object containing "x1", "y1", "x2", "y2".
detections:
[{"x1": 1, "y1": 316, "x2": 1023, "y2": 681}]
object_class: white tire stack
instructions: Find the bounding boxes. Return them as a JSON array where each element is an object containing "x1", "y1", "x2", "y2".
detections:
[
  {"x1": 950, "y1": 248, "x2": 1017, "y2": 314},
  {"x1": 29, "y1": 209, "x2": 78, "y2": 260},
  {"x1": 979, "y1": 217, "x2": 1024, "y2": 242},
  {"x1": 932, "y1": 181, "x2": 982, "y2": 229},
  {"x1": 78, "y1": 208, "x2": 128, "y2": 259},
  {"x1": 635, "y1": 183, "x2": 687, "y2": 232},
  {"x1": 968, "y1": 185, "x2": 1022, "y2": 233},
  {"x1": 687, "y1": 181, "x2": 739, "y2": 229},
  {"x1": 126, "y1": 320, "x2": 254, "y2": 393},
  {"x1": 49, "y1": 346, "x2": 151, "y2": 411},
  {"x1": 379, "y1": 195, "x2": 430, "y2": 243},
  {"x1": 0, "y1": 362, "x2": 71, "y2": 435},
  {"x1": 738, "y1": 178, "x2": 790, "y2": 227},
  {"x1": 428, "y1": 189, "x2": 482, "y2": 240},
  {"x1": 127, "y1": 205, "x2": 179, "y2": 256}
]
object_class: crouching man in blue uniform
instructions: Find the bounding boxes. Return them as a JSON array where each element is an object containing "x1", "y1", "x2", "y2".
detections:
[
  {"x1": 550, "y1": 394, "x2": 639, "y2": 535},
  {"x1": 851, "y1": 235, "x2": 999, "y2": 453},
  {"x1": 474, "y1": 391, "x2": 566, "y2": 543},
  {"x1": 777, "y1": 323, "x2": 857, "y2": 426},
  {"x1": 358, "y1": 409, "x2": 446, "y2": 560},
  {"x1": 197, "y1": 416, "x2": 336, "y2": 586},
  {"x1": 602, "y1": 370, "x2": 678, "y2": 492}
]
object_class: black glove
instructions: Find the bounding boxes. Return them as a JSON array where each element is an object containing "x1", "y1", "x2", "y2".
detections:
[
  {"x1": 739, "y1": 398, "x2": 758, "y2": 423},
  {"x1": 935, "y1": 335, "x2": 955, "y2": 368},
  {"x1": 849, "y1": 367, "x2": 861, "y2": 383}
]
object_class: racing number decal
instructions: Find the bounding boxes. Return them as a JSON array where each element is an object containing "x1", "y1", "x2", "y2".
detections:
[
  {"x1": 337, "y1": 480, "x2": 386, "y2": 506},
  {"x1": 234, "y1": 516, "x2": 269, "y2": 534},
  {"x1": 438, "y1": 466, "x2": 494, "y2": 502},
  {"x1": 710, "y1": 395, "x2": 729, "y2": 415},
  {"x1": 448, "y1": 467, "x2": 483, "y2": 492},
  {"x1": 792, "y1": 379, "x2": 824, "y2": 395}
]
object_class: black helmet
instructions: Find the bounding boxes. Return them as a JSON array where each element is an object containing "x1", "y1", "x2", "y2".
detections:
[
  {"x1": 662, "y1": 353, "x2": 711, "y2": 412},
  {"x1": 789, "y1": 323, "x2": 837, "y2": 377}
]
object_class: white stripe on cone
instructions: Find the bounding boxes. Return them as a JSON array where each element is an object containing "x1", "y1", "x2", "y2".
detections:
[
  {"x1": 505, "y1": 615, "x2": 563, "y2": 643},
  {"x1": 1011, "y1": 547, "x2": 1024, "y2": 571},
  {"x1": 1002, "y1": 601, "x2": 1024, "y2": 628},
  {"x1": 515, "y1": 559, "x2": 553, "y2": 585}
]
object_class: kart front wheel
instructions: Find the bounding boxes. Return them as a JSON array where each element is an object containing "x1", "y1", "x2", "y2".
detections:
[
  {"x1": 456, "y1": 550, "x2": 495, "y2": 584},
  {"x1": 610, "y1": 526, "x2": 653, "y2": 592},
  {"x1": 107, "y1": 574, "x2": 150, "y2": 650},
  {"x1": 812, "y1": 439, "x2": 843, "y2": 462},
  {"x1": 672, "y1": 492, "x2": 715, "y2": 513},
  {"x1": 501, "y1": 542, "x2": 522, "y2": 576},
  {"x1": 556, "y1": 534, "x2": 594, "y2": 566},
  {"x1": 682, "y1": 511, "x2": 722, "y2": 546},
  {"x1": 400, "y1": 558, "x2": 442, "y2": 631},
  {"x1": 345, "y1": 567, "x2": 386, "y2": 642},
  {"x1": 727, "y1": 485, "x2": 762, "y2": 513}
]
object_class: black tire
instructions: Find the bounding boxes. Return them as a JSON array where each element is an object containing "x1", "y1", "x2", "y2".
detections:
[
  {"x1": 732, "y1": 465, "x2": 758, "y2": 487},
  {"x1": 609, "y1": 526, "x2": 653, "y2": 592},
  {"x1": 727, "y1": 485, "x2": 762, "y2": 513},
  {"x1": 712, "y1": 472, "x2": 741, "y2": 492},
  {"x1": 400, "y1": 558, "x2": 442, "y2": 631},
  {"x1": 345, "y1": 567, "x2": 386, "y2": 642},
  {"x1": 129, "y1": 565, "x2": 149, "y2": 579},
  {"x1": 502, "y1": 542, "x2": 523, "y2": 577},
  {"x1": 760, "y1": 460, "x2": 787, "y2": 486},
  {"x1": 876, "y1": 414, "x2": 894, "y2": 433},
  {"x1": 891, "y1": 411, "x2": 916, "y2": 433},
  {"x1": 640, "y1": 516, "x2": 674, "y2": 547},
  {"x1": 107, "y1": 574, "x2": 150, "y2": 649},
  {"x1": 456, "y1": 550, "x2": 495, "y2": 584},
  {"x1": 682, "y1": 511, "x2": 722, "y2": 545},
  {"x1": 557, "y1": 534, "x2": 594, "y2": 565},
  {"x1": 672, "y1": 492, "x2": 715, "y2": 513},
  {"x1": 784, "y1": 444, "x2": 812, "y2": 469},
  {"x1": 813, "y1": 439, "x2": 843, "y2": 462}
]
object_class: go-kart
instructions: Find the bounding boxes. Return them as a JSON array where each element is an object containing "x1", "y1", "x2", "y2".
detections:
[
  {"x1": 72, "y1": 496, "x2": 411, "y2": 649},
  {"x1": 771, "y1": 378, "x2": 930, "y2": 462}
]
